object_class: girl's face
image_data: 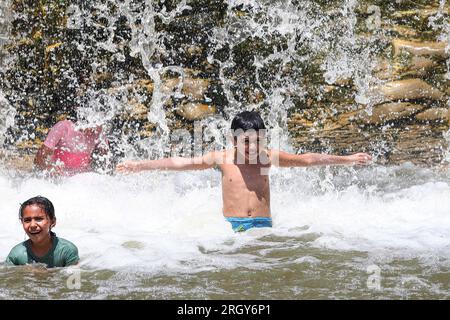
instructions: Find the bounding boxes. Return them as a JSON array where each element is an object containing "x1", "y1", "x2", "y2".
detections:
[{"x1": 21, "y1": 205, "x2": 55, "y2": 244}]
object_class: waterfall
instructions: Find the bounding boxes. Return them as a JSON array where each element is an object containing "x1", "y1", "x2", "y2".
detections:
[
  {"x1": 0, "y1": 0, "x2": 448, "y2": 164},
  {"x1": 0, "y1": 0, "x2": 450, "y2": 300}
]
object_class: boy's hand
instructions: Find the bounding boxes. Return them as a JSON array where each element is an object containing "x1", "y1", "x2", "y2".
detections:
[
  {"x1": 346, "y1": 153, "x2": 372, "y2": 165},
  {"x1": 116, "y1": 161, "x2": 141, "y2": 174}
]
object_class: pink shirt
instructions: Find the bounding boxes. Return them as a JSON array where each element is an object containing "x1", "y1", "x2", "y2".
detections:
[{"x1": 44, "y1": 120, "x2": 107, "y2": 173}]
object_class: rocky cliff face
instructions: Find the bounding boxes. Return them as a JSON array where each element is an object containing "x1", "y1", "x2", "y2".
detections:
[
  {"x1": 0, "y1": 1, "x2": 9, "y2": 63},
  {"x1": 0, "y1": 0, "x2": 449, "y2": 166}
]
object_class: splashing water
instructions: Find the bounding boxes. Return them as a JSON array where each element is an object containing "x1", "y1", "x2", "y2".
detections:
[
  {"x1": 0, "y1": 0, "x2": 450, "y2": 299},
  {"x1": 0, "y1": 90, "x2": 15, "y2": 146},
  {"x1": 0, "y1": 163, "x2": 449, "y2": 299}
]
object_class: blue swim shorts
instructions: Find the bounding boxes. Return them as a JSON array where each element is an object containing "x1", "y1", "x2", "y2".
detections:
[{"x1": 225, "y1": 217, "x2": 273, "y2": 232}]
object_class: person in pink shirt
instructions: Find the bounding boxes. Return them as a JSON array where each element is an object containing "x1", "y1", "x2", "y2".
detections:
[{"x1": 34, "y1": 120, "x2": 110, "y2": 176}]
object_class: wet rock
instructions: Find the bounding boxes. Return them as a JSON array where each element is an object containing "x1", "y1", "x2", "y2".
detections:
[
  {"x1": 405, "y1": 56, "x2": 439, "y2": 74},
  {"x1": 185, "y1": 45, "x2": 203, "y2": 57},
  {"x1": 176, "y1": 102, "x2": 216, "y2": 121},
  {"x1": 159, "y1": 76, "x2": 209, "y2": 100},
  {"x1": 415, "y1": 108, "x2": 450, "y2": 122},
  {"x1": 390, "y1": 7, "x2": 450, "y2": 33},
  {"x1": 1, "y1": 0, "x2": 449, "y2": 167},
  {"x1": 371, "y1": 79, "x2": 445, "y2": 104},
  {"x1": 392, "y1": 40, "x2": 448, "y2": 59},
  {"x1": 391, "y1": 124, "x2": 448, "y2": 165},
  {"x1": 16, "y1": 139, "x2": 40, "y2": 151},
  {"x1": 357, "y1": 102, "x2": 424, "y2": 125},
  {"x1": 288, "y1": 114, "x2": 315, "y2": 129},
  {"x1": 127, "y1": 74, "x2": 210, "y2": 114},
  {"x1": 128, "y1": 100, "x2": 149, "y2": 120},
  {"x1": 247, "y1": 89, "x2": 265, "y2": 104},
  {"x1": 160, "y1": 78, "x2": 182, "y2": 95},
  {"x1": 373, "y1": 59, "x2": 392, "y2": 79},
  {"x1": 4, "y1": 37, "x2": 34, "y2": 50},
  {"x1": 323, "y1": 111, "x2": 360, "y2": 131},
  {"x1": 32, "y1": 30, "x2": 42, "y2": 41},
  {"x1": 392, "y1": 8, "x2": 449, "y2": 20},
  {"x1": 139, "y1": 123, "x2": 156, "y2": 138},
  {"x1": 136, "y1": 79, "x2": 154, "y2": 94},
  {"x1": 45, "y1": 42, "x2": 63, "y2": 53},
  {"x1": 35, "y1": 126, "x2": 49, "y2": 136},
  {"x1": 334, "y1": 78, "x2": 353, "y2": 86},
  {"x1": 323, "y1": 85, "x2": 337, "y2": 93},
  {"x1": 384, "y1": 25, "x2": 418, "y2": 38},
  {"x1": 375, "y1": 56, "x2": 438, "y2": 80},
  {"x1": 0, "y1": 153, "x2": 35, "y2": 172},
  {"x1": 93, "y1": 72, "x2": 113, "y2": 84},
  {"x1": 181, "y1": 78, "x2": 210, "y2": 100}
]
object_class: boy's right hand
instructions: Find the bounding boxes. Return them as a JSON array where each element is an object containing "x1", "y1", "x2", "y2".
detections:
[{"x1": 116, "y1": 161, "x2": 141, "y2": 174}]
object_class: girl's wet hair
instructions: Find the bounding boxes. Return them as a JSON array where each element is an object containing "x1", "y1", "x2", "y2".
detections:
[
  {"x1": 231, "y1": 111, "x2": 266, "y2": 132},
  {"x1": 19, "y1": 196, "x2": 56, "y2": 220}
]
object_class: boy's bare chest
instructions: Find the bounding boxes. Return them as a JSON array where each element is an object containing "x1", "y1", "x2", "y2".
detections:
[{"x1": 221, "y1": 165, "x2": 270, "y2": 191}]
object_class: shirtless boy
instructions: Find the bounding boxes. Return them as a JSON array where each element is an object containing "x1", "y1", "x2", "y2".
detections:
[{"x1": 116, "y1": 111, "x2": 372, "y2": 232}]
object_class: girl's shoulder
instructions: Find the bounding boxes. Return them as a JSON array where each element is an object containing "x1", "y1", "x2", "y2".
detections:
[
  {"x1": 54, "y1": 237, "x2": 78, "y2": 252},
  {"x1": 53, "y1": 237, "x2": 79, "y2": 266},
  {"x1": 9, "y1": 241, "x2": 28, "y2": 254},
  {"x1": 5, "y1": 241, "x2": 29, "y2": 265}
]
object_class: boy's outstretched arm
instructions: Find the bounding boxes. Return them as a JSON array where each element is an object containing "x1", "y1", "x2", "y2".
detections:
[
  {"x1": 115, "y1": 151, "x2": 220, "y2": 174},
  {"x1": 271, "y1": 150, "x2": 372, "y2": 167}
]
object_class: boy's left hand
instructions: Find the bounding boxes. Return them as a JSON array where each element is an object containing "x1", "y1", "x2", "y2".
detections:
[{"x1": 346, "y1": 153, "x2": 372, "y2": 165}]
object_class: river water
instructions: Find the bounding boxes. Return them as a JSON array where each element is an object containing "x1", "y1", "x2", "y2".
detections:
[
  {"x1": 0, "y1": 163, "x2": 449, "y2": 299},
  {"x1": 0, "y1": 0, "x2": 449, "y2": 299}
]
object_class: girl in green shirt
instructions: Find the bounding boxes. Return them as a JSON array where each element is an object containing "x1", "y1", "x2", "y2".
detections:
[{"x1": 5, "y1": 196, "x2": 79, "y2": 268}]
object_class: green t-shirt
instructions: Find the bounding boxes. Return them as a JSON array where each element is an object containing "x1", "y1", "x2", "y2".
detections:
[{"x1": 5, "y1": 235, "x2": 79, "y2": 268}]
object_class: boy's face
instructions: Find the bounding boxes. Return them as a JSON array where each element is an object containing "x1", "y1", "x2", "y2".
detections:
[
  {"x1": 234, "y1": 130, "x2": 265, "y2": 163},
  {"x1": 21, "y1": 205, "x2": 55, "y2": 245}
]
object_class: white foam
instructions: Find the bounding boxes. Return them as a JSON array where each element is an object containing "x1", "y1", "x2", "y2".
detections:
[{"x1": 0, "y1": 164, "x2": 449, "y2": 273}]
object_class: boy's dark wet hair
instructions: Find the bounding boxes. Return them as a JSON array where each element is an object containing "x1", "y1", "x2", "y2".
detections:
[
  {"x1": 231, "y1": 111, "x2": 266, "y2": 132},
  {"x1": 19, "y1": 196, "x2": 56, "y2": 221}
]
